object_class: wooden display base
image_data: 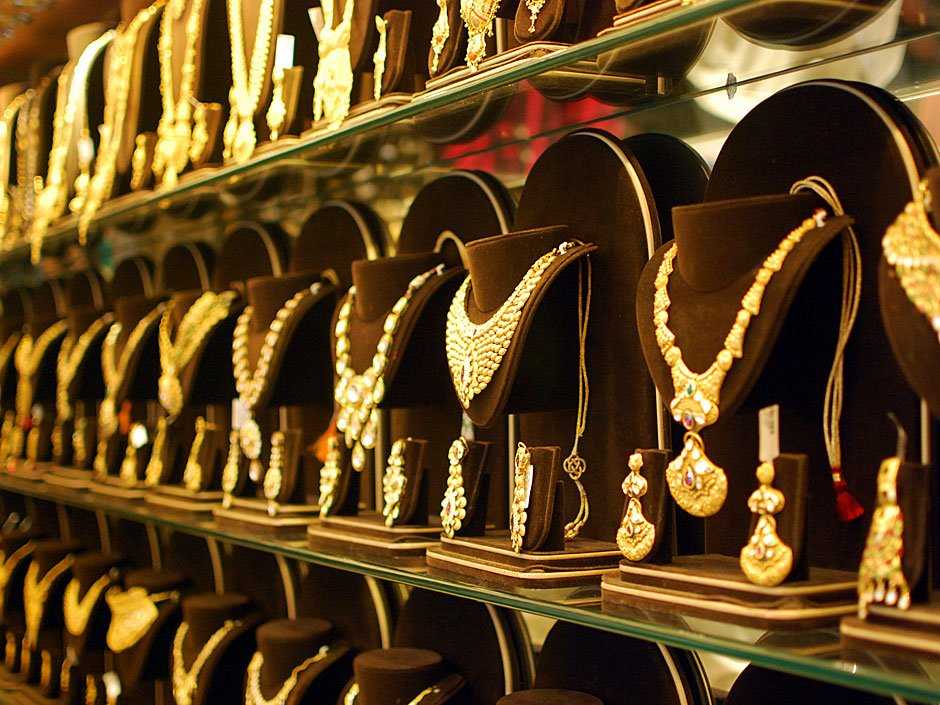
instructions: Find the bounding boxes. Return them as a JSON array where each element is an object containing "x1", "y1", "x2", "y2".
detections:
[
  {"x1": 213, "y1": 497, "x2": 319, "y2": 537},
  {"x1": 424, "y1": 42, "x2": 568, "y2": 94},
  {"x1": 6, "y1": 460, "x2": 47, "y2": 481},
  {"x1": 842, "y1": 601, "x2": 940, "y2": 657},
  {"x1": 602, "y1": 555, "x2": 857, "y2": 629},
  {"x1": 145, "y1": 485, "x2": 223, "y2": 513},
  {"x1": 88, "y1": 476, "x2": 148, "y2": 499},
  {"x1": 41, "y1": 466, "x2": 92, "y2": 490},
  {"x1": 308, "y1": 513, "x2": 442, "y2": 567},
  {"x1": 426, "y1": 532, "x2": 621, "y2": 589},
  {"x1": 303, "y1": 93, "x2": 413, "y2": 138}
]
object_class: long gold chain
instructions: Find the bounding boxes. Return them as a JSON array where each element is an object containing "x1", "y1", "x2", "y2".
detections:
[
  {"x1": 223, "y1": 0, "x2": 276, "y2": 163},
  {"x1": 332, "y1": 264, "x2": 445, "y2": 472},
  {"x1": 24, "y1": 556, "x2": 74, "y2": 647},
  {"x1": 172, "y1": 620, "x2": 240, "y2": 705},
  {"x1": 158, "y1": 291, "x2": 238, "y2": 418},
  {"x1": 245, "y1": 646, "x2": 331, "y2": 705},
  {"x1": 460, "y1": 0, "x2": 501, "y2": 71},
  {"x1": 55, "y1": 313, "x2": 113, "y2": 422},
  {"x1": 445, "y1": 241, "x2": 576, "y2": 408},
  {"x1": 63, "y1": 574, "x2": 112, "y2": 636}
]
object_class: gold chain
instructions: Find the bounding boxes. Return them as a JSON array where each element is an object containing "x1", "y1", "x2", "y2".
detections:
[
  {"x1": 55, "y1": 313, "x2": 113, "y2": 422},
  {"x1": 333, "y1": 265, "x2": 445, "y2": 472},
  {"x1": 24, "y1": 556, "x2": 74, "y2": 647},
  {"x1": 460, "y1": 0, "x2": 502, "y2": 71},
  {"x1": 172, "y1": 620, "x2": 241, "y2": 705},
  {"x1": 344, "y1": 683, "x2": 440, "y2": 705},
  {"x1": 63, "y1": 574, "x2": 112, "y2": 636},
  {"x1": 245, "y1": 646, "x2": 331, "y2": 705},
  {"x1": 223, "y1": 0, "x2": 276, "y2": 163}
]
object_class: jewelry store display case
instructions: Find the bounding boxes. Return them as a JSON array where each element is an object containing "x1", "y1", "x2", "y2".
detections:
[{"x1": 0, "y1": 0, "x2": 935, "y2": 704}]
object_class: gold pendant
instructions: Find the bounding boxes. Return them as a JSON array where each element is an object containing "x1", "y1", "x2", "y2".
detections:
[
  {"x1": 182, "y1": 417, "x2": 207, "y2": 492},
  {"x1": 525, "y1": 0, "x2": 546, "y2": 32},
  {"x1": 440, "y1": 438, "x2": 469, "y2": 539},
  {"x1": 263, "y1": 431, "x2": 285, "y2": 515},
  {"x1": 239, "y1": 417, "x2": 262, "y2": 461},
  {"x1": 430, "y1": 0, "x2": 450, "y2": 75},
  {"x1": 221, "y1": 430, "x2": 241, "y2": 507},
  {"x1": 158, "y1": 371, "x2": 183, "y2": 419},
  {"x1": 144, "y1": 418, "x2": 168, "y2": 487},
  {"x1": 72, "y1": 418, "x2": 88, "y2": 467},
  {"x1": 372, "y1": 16, "x2": 388, "y2": 101},
  {"x1": 312, "y1": 0, "x2": 354, "y2": 130},
  {"x1": 233, "y1": 114, "x2": 256, "y2": 164},
  {"x1": 98, "y1": 398, "x2": 117, "y2": 438},
  {"x1": 266, "y1": 70, "x2": 287, "y2": 141},
  {"x1": 617, "y1": 452, "x2": 655, "y2": 561},
  {"x1": 739, "y1": 462, "x2": 793, "y2": 587},
  {"x1": 510, "y1": 442, "x2": 532, "y2": 553},
  {"x1": 188, "y1": 101, "x2": 214, "y2": 165},
  {"x1": 318, "y1": 436, "x2": 342, "y2": 518},
  {"x1": 105, "y1": 587, "x2": 160, "y2": 653},
  {"x1": 461, "y1": 0, "x2": 502, "y2": 71},
  {"x1": 858, "y1": 456, "x2": 910, "y2": 617},
  {"x1": 666, "y1": 431, "x2": 727, "y2": 517},
  {"x1": 51, "y1": 424, "x2": 63, "y2": 460},
  {"x1": 119, "y1": 442, "x2": 139, "y2": 486},
  {"x1": 382, "y1": 438, "x2": 407, "y2": 527}
]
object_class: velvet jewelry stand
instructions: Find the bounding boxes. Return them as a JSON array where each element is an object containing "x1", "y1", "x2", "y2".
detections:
[
  {"x1": 88, "y1": 257, "x2": 164, "y2": 500},
  {"x1": 45, "y1": 270, "x2": 113, "y2": 491},
  {"x1": 307, "y1": 175, "x2": 513, "y2": 563},
  {"x1": 0, "y1": 288, "x2": 29, "y2": 469},
  {"x1": 428, "y1": 130, "x2": 707, "y2": 588},
  {"x1": 9, "y1": 280, "x2": 68, "y2": 480},
  {"x1": 214, "y1": 203, "x2": 384, "y2": 534}
]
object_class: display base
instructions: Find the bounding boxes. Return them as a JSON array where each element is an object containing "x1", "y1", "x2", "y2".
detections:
[
  {"x1": 213, "y1": 496, "x2": 319, "y2": 537},
  {"x1": 308, "y1": 513, "x2": 442, "y2": 566},
  {"x1": 5, "y1": 460, "x2": 45, "y2": 481},
  {"x1": 426, "y1": 532, "x2": 621, "y2": 589},
  {"x1": 528, "y1": 59, "x2": 651, "y2": 101},
  {"x1": 304, "y1": 93, "x2": 413, "y2": 137},
  {"x1": 424, "y1": 42, "x2": 568, "y2": 93},
  {"x1": 145, "y1": 485, "x2": 223, "y2": 513},
  {"x1": 41, "y1": 466, "x2": 92, "y2": 490},
  {"x1": 88, "y1": 476, "x2": 149, "y2": 499},
  {"x1": 602, "y1": 555, "x2": 856, "y2": 629},
  {"x1": 841, "y1": 600, "x2": 940, "y2": 657}
]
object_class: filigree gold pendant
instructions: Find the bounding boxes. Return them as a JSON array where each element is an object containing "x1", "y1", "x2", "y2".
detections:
[
  {"x1": 440, "y1": 438, "x2": 469, "y2": 539},
  {"x1": 739, "y1": 462, "x2": 793, "y2": 587},
  {"x1": 382, "y1": 439, "x2": 406, "y2": 527},
  {"x1": 666, "y1": 431, "x2": 727, "y2": 517},
  {"x1": 105, "y1": 587, "x2": 160, "y2": 653},
  {"x1": 263, "y1": 431, "x2": 285, "y2": 516},
  {"x1": 510, "y1": 442, "x2": 532, "y2": 553},
  {"x1": 158, "y1": 371, "x2": 183, "y2": 418},
  {"x1": 182, "y1": 417, "x2": 207, "y2": 492},
  {"x1": 525, "y1": 0, "x2": 546, "y2": 32},
  {"x1": 318, "y1": 436, "x2": 342, "y2": 518},
  {"x1": 144, "y1": 418, "x2": 168, "y2": 487},
  {"x1": 239, "y1": 417, "x2": 263, "y2": 481},
  {"x1": 221, "y1": 430, "x2": 241, "y2": 508},
  {"x1": 430, "y1": 0, "x2": 450, "y2": 75},
  {"x1": 617, "y1": 453, "x2": 655, "y2": 561},
  {"x1": 858, "y1": 456, "x2": 910, "y2": 617}
]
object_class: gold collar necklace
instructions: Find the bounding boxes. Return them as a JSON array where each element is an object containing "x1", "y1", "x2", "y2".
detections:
[
  {"x1": 223, "y1": 0, "x2": 276, "y2": 163},
  {"x1": 172, "y1": 619, "x2": 241, "y2": 705},
  {"x1": 331, "y1": 264, "x2": 445, "y2": 476},
  {"x1": 24, "y1": 555, "x2": 74, "y2": 647},
  {"x1": 245, "y1": 646, "x2": 332, "y2": 705},
  {"x1": 55, "y1": 313, "x2": 114, "y2": 423},
  {"x1": 158, "y1": 291, "x2": 238, "y2": 419},
  {"x1": 64, "y1": 574, "x2": 112, "y2": 636}
]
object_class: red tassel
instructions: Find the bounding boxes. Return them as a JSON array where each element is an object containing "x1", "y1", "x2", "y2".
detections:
[{"x1": 832, "y1": 467, "x2": 864, "y2": 522}]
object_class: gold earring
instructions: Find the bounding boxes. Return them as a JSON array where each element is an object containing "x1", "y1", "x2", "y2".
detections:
[
  {"x1": 858, "y1": 455, "x2": 910, "y2": 617},
  {"x1": 318, "y1": 436, "x2": 342, "y2": 518},
  {"x1": 382, "y1": 439, "x2": 407, "y2": 527},
  {"x1": 221, "y1": 430, "x2": 241, "y2": 508},
  {"x1": 510, "y1": 443, "x2": 533, "y2": 553},
  {"x1": 617, "y1": 452, "x2": 655, "y2": 561},
  {"x1": 739, "y1": 461, "x2": 793, "y2": 587},
  {"x1": 525, "y1": 0, "x2": 547, "y2": 32},
  {"x1": 441, "y1": 438, "x2": 469, "y2": 539}
]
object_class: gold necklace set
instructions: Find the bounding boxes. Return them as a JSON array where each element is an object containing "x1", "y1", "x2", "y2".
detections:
[
  {"x1": 654, "y1": 212, "x2": 824, "y2": 518},
  {"x1": 332, "y1": 264, "x2": 445, "y2": 473},
  {"x1": 440, "y1": 438, "x2": 469, "y2": 539},
  {"x1": 223, "y1": 0, "x2": 276, "y2": 164},
  {"x1": 312, "y1": 0, "x2": 355, "y2": 130},
  {"x1": 154, "y1": 0, "x2": 206, "y2": 188},
  {"x1": 617, "y1": 452, "x2": 655, "y2": 561},
  {"x1": 172, "y1": 620, "x2": 241, "y2": 705},
  {"x1": 24, "y1": 556, "x2": 74, "y2": 648},
  {"x1": 158, "y1": 291, "x2": 238, "y2": 419},
  {"x1": 245, "y1": 646, "x2": 331, "y2": 705},
  {"x1": 106, "y1": 585, "x2": 179, "y2": 652},
  {"x1": 63, "y1": 574, "x2": 112, "y2": 636},
  {"x1": 14, "y1": 320, "x2": 69, "y2": 451},
  {"x1": 81, "y1": 0, "x2": 167, "y2": 241},
  {"x1": 55, "y1": 313, "x2": 113, "y2": 423},
  {"x1": 460, "y1": 0, "x2": 501, "y2": 71}
]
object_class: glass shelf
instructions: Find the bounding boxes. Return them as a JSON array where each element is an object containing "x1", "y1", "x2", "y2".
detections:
[
  {"x1": 3, "y1": 474, "x2": 940, "y2": 703},
  {"x1": 3, "y1": 0, "x2": 939, "y2": 272}
]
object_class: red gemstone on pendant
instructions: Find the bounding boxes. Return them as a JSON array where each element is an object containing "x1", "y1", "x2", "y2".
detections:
[{"x1": 681, "y1": 412, "x2": 695, "y2": 429}]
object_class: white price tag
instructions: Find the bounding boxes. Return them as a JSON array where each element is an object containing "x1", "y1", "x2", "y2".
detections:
[
  {"x1": 274, "y1": 34, "x2": 295, "y2": 71},
  {"x1": 759, "y1": 404, "x2": 780, "y2": 463},
  {"x1": 308, "y1": 8, "x2": 325, "y2": 40}
]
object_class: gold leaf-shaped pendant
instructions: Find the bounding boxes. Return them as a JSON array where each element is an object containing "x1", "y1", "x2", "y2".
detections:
[
  {"x1": 666, "y1": 431, "x2": 727, "y2": 517},
  {"x1": 740, "y1": 515, "x2": 793, "y2": 586},
  {"x1": 617, "y1": 498, "x2": 656, "y2": 562}
]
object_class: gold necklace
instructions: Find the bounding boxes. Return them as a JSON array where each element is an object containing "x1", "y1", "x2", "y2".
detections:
[
  {"x1": 460, "y1": 0, "x2": 501, "y2": 71},
  {"x1": 245, "y1": 646, "x2": 331, "y2": 705},
  {"x1": 445, "y1": 241, "x2": 576, "y2": 407},
  {"x1": 430, "y1": 0, "x2": 450, "y2": 75},
  {"x1": 81, "y1": 1, "x2": 167, "y2": 241},
  {"x1": 63, "y1": 574, "x2": 112, "y2": 636},
  {"x1": 154, "y1": 0, "x2": 207, "y2": 188},
  {"x1": 617, "y1": 452, "x2": 655, "y2": 561},
  {"x1": 654, "y1": 212, "x2": 824, "y2": 517},
  {"x1": 172, "y1": 620, "x2": 241, "y2": 705},
  {"x1": 15, "y1": 320, "x2": 69, "y2": 425},
  {"x1": 382, "y1": 438, "x2": 407, "y2": 526},
  {"x1": 55, "y1": 313, "x2": 113, "y2": 423},
  {"x1": 440, "y1": 438, "x2": 468, "y2": 539},
  {"x1": 344, "y1": 683, "x2": 440, "y2": 705},
  {"x1": 510, "y1": 442, "x2": 532, "y2": 552},
  {"x1": 223, "y1": 0, "x2": 276, "y2": 163},
  {"x1": 312, "y1": 0, "x2": 355, "y2": 130},
  {"x1": 334, "y1": 265, "x2": 445, "y2": 472},
  {"x1": 883, "y1": 179, "x2": 940, "y2": 343},
  {"x1": 0, "y1": 543, "x2": 33, "y2": 615},
  {"x1": 524, "y1": 0, "x2": 546, "y2": 32},
  {"x1": 24, "y1": 556, "x2": 74, "y2": 647},
  {"x1": 232, "y1": 284, "x2": 321, "y2": 479},
  {"x1": 158, "y1": 291, "x2": 238, "y2": 419},
  {"x1": 0, "y1": 91, "x2": 27, "y2": 249},
  {"x1": 106, "y1": 585, "x2": 178, "y2": 652},
  {"x1": 739, "y1": 461, "x2": 792, "y2": 587}
]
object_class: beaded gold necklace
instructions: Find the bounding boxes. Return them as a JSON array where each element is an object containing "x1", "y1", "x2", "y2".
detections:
[
  {"x1": 55, "y1": 313, "x2": 113, "y2": 423},
  {"x1": 245, "y1": 646, "x2": 331, "y2": 705},
  {"x1": 172, "y1": 620, "x2": 241, "y2": 705},
  {"x1": 63, "y1": 574, "x2": 112, "y2": 636}
]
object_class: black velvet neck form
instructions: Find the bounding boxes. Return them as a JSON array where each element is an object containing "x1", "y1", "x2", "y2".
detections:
[{"x1": 351, "y1": 252, "x2": 445, "y2": 322}]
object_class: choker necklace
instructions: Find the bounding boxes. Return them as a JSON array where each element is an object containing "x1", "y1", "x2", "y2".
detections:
[
  {"x1": 24, "y1": 556, "x2": 74, "y2": 648},
  {"x1": 223, "y1": 0, "x2": 276, "y2": 163},
  {"x1": 55, "y1": 313, "x2": 113, "y2": 423},
  {"x1": 230, "y1": 284, "x2": 323, "y2": 488},
  {"x1": 313, "y1": 0, "x2": 355, "y2": 130},
  {"x1": 345, "y1": 682, "x2": 441, "y2": 705},
  {"x1": 883, "y1": 179, "x2": 940, "y2": 343},
  {"x1": 430, "y1": 0, "x2": 450, "y2": 75},
  {"x1": 446, "y1": 241, "x2": 578, "y2": 407},
  {"x1": 460, "y1": 0, "x2": 501, "y2": 71},
  {"x1": 654, "y1": 211, "x2": 825, "y2": 518},
  {"x1": 332, "y1": 264, "x2": 445, "y2": 473},
  {"x1": 64, "y1": 574, "x2": 112, "y2": 636},
  {"x1": 245, "y1": 646, "x2": 331, "y2": 705},
  {"x1": 106, "y1": 586, "x2": 179, "y2": 652},
  {"x1": 158, "y1": 291, "x2": 238, "y2": 419},
  {"x1": 172, "y1": 620, "x2": 241, "y2": 705}
]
